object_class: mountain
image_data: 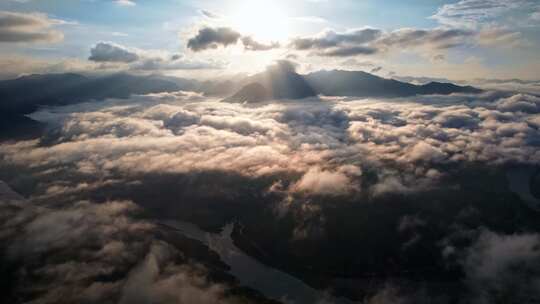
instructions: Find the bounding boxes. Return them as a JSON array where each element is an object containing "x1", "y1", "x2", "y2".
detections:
[
  {"x1": 304, "y1": 70, "x2": 482, "y2": 98},
  {"x1": 417, "y1": 81, "x2": 481, "y2": 95},
  {"x1": 0, "y1": 73, "x2": 184, "y2": 116},
  {"x1": 224, "y1": 83, "x2": 271, "y2": 103},
  {"x1": 0, "y1": 73, "x2": 184, "y2": 141},
  {"x1": 224, "y1": 61, "x2": 317, "y2": 103},
  {"x1": 0, "y1": 69, "x2": 482, "y2": 141},
  {"x1": 224, "y1": 69, "x2": 482, "y2": 102}
]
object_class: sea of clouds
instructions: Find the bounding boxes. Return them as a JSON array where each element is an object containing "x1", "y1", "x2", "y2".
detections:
[{"x1": 1, "y1": 90, "x2": 540, "y2": 303}]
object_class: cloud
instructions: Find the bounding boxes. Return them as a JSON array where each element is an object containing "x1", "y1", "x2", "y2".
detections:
[
  {"x1": 0, "y1": 55, "x2": 98, "y2": 80},
  {"x1": 241, "y1": 36, "x2": 280, "y2": 51},
  {"x1": 477, "y1": 27, "x2": 523, "y2": 47},
  {"x1": 0, "y1": 191, "x2": 253, "y2": 304},
  {"x1": 290, "y1": 28, "x2": 382, "y2": 50},
  {"x1": 292, "y1": 16, "x2": 328, "y2": 24},
  {"x1": 370, "y1": 66, "x2": 383, "y2": 73},
  {"x1": 317, "y1": 45, "x2": 378, "y2": 57},
  {"x1": 3, "y1": 89, "x2": 539, "y2": 204},
  {"x1": 2, "y1": 85, "x2": 540, "y2": 301},
  {"x1": 290, "y1": 167, "x2": 358, "y2": 196},
  {"x1": 89, "y1": 42, "x2": 140, "y2": 63},
  {"x1": 200, "y1": 10, "x2": 220, "y2": 19},
  {"x1": 131, "y1": 55, "x2": 226, "y2": 71},
  {"x1": 462, "y1": 230, "x2": 540, "y2": 302},
  {"x1": 431, "y1": 0, "x2": 540, "y2": 28},
  {"x1": 290, "y1": 27, "x2": 474, "y2": 57},
  {"x1": 85, "y1": 42, "x2": 225, "y2": 70},
  {"x1": 187, "y1": 27, "x2": 241, "y2": 52},
  {"x1": 0, "y1": 11, "x2": 64, "y2": 43},
  {"x1": 376, "y1": 28, "x2": 474, "y2": 51},
  {"x1": 114, "y1": 0, "x2": 136, "y2": 6},
  {"x1": 186, "y1": 26, "x2": 280, "y2": 52}
]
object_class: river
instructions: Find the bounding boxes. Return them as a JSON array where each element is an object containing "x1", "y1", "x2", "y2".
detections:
[
  {"x1": 506, "y1": 167, "x2": 540, "y2": 212},
  {"x1": 160, "y1": 220, "x2": 356, "y2": 304}
]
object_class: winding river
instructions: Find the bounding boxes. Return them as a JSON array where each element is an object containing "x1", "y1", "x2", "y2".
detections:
[
  {"x1": 160, "y1": 220, "x2": 356, "y2": 304},
  {"x1": 506, "y1": 167, "x2": 540, "y2": 212}
]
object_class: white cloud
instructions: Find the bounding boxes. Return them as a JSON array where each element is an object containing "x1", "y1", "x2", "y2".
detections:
[
  {"x1": 431, "y1": 0, "x2": 540, "y2": 28},
  {"x1": 462, "y1": 230, "x2": 540, "y2": 303},
  {"x1": 114, "y1": 0, "x2": 136, "y2": 7},
  {"x1": 291, "y1": 167, "x2": 356, "y2": 196}
]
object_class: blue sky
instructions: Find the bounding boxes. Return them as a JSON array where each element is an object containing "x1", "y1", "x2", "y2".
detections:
[{"x1": 0, "y1": 0, "x2": 539, "y2": 80}]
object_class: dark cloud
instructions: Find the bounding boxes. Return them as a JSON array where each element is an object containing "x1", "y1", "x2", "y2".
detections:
[
  {"x1": 0, "y1": 11, "x2": 63, "y2": 43},
  {"x1": 200, "y1": 9, "x2": 220, "y2": 19},
  {"x1": 187, "y1": 27, "x2": 279, "y2": 52},
  {"x1": 241, "y1": 36, "x2": 279, "y2": 51},
  {"x1": 317, "y1": 45, "x2": 378, "y2": 57},
  {"x1": 89, "y1": 42, "x2": 139, "y2": 63},
  {"x1": 86, "y1": 42, "x2": 224, "y2": 70},
  {"x1": 187, "y1": 27, "x2": 241, "y2": 52},
  {"x1": 375, "y1": 28, "x2": 474, "y2": 51},
  {"x1": 290, "y1": 27, "x2": 474, "y2": 57},
  {"x1": 290, "y1": 28, "x2": 382, "y2": 50}
]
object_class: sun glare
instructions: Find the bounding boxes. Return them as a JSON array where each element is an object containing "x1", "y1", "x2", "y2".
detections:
[{"x1": 230, "y1": 0, "x2": 290, "y2": 42}]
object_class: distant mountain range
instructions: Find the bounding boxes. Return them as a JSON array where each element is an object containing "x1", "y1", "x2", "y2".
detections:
[
  {"x1": 0, "y1": 73, "x2": 184, "y2": 140},
  {"x1": 225, "y1": 67, "x2": 481, "y2": 102},
  {"x1": 0, "y1": 69, "x2": 481, "y2": 140},
  {"x1": 306, "y1": 70, "x2": 481, "y2": 97}
]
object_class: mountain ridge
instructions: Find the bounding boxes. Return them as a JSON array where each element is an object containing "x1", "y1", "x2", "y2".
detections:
[{"x1": 224, "y1": 68, "x2": 482, "y2": 103}]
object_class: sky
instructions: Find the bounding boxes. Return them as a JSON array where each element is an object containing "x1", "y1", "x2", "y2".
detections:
[
  {"x1": 3, "y1": 2, "x2": 540, "y2": 304},
  {"x1": 0, "y1": 0, "x2": 540, "y2": 80}
]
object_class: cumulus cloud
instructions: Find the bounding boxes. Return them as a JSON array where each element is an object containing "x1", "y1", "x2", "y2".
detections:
[
  {"x1": 0, "y1": 190, "x2": 253, "y2": 304},
  {"x1": 2, "y1": 82, "x2": 540, "y2": 302},
  {"x1": 86, "y1": 42, "x2": 225, "y2": 70},
  {"x1": 89, "y1": 42, "x2": 140, "y2": 63},
  {"x1": 186, "y1": 26, "x2": 280, "y2": 52},
  {"x1": 3, "y1": 91, "x2": 540, "y2": 193},
  {"x1": 462, "y1": 230, "x2": 540, "y2": 303},
  {"x1": 241, "y1": 36, "x2": 280, "y2": 51},
  {"x1": 289, "y1": 23, "x2": 527, "y2": 59},
  {"x1": 187, "y1": 27, "x2": 242, "y2": 51},
  {"x1": 0, "y1": 11, "x2": 64, "y2": 43},
  {"x1": 290, "y1": 167, "x2": 358, "y2": 196}
]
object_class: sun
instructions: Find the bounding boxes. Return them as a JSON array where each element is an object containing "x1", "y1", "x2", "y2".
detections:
[{"x1": 229, "y1": 0, "x2": 290, "y2": 43}]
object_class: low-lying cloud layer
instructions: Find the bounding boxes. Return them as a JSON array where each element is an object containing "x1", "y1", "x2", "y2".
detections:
[
  {"x1": 4, "y1": 91, "x2": 538, "y2": 186},
  {"x1": 0, "y1": 194, "x2": 246, "y2": 304},
  {"x1": 1, "y1": 89, "x2": 540, "y2": 303}
]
